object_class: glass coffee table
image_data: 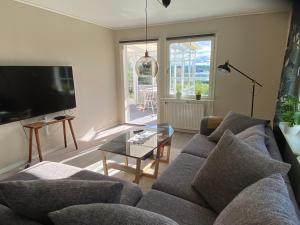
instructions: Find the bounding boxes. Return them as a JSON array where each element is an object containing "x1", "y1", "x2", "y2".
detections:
[{"x1": 99, "y1": 124, "x2": 174, "y2": 184}]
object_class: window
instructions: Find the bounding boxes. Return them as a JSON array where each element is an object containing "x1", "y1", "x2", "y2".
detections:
[{"x1": 167, "y1": 36, "x2": 215, "y2": 98}]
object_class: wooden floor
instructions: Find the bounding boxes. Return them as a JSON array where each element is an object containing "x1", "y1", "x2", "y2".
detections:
[{"x1": 1, "y1": 124, "x2": 195, "y2": 193}]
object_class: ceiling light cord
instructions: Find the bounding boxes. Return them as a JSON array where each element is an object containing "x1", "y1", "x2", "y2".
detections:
[{"x1": 145, "y1": 0, "x2": 148, "y2": 53}]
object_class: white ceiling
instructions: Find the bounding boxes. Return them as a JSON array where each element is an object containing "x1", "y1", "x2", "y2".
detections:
[{"x1": 14, "y1": 0, "x2": 291, "y2": 29}]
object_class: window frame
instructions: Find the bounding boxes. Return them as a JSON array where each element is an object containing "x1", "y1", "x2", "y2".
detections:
[{"x1": 166, "y1": 36, "x2": 216, "y2": 100}]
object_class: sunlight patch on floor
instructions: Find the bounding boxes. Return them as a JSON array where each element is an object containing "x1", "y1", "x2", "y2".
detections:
[
  {"x1": 80, "y1": 125, "x2": 135, "y2": 142},
  {"x1": 129, "y1": 114, "x2": 157, "y2": 125}
]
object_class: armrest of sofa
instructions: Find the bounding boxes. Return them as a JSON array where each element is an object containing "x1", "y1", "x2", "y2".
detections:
[{"x1": 200, "y1": 116, "x2": 223, "y2": 136}]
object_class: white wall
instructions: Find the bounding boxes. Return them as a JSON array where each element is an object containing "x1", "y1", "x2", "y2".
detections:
[
  {"x1": 114, "y1": 12, "x2": 290, "y2": 122},
  {"x1": 0, "y1": 0, "x2": 118, "y2": 172}
]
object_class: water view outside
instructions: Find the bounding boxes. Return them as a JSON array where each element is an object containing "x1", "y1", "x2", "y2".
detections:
[{"x1": 169, "y1": 40, "x2": 213, "y2": 97}]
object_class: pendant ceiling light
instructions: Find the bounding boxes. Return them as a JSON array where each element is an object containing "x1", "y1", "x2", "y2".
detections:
[
  {"x1": 135, "y1": 0, "x2": 159, "y2": 77},
  {"x1": 158, "y1": 0, "x2": 171, "y2": 8}
]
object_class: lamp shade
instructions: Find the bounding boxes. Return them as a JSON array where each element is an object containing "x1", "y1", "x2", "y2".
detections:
[
  {"x1": 217, "y1": 62, "x2": 231, "y2": 75},
  {"x1": 162, "y1": 0, "x2": 171, "y2": 8},
  {"x1": 135, "y1": 51, "x2": 159, "y2": 77}
]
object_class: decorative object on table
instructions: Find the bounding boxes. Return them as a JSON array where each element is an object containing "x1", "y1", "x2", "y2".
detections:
[
  {"x1": 195, "y1": 81, "x2": 203, "y2": 100},
  {"x1": 218, "y1": 60, "x2": 263, "y2": 117},
  {"x1": 176, "y1": 83, "x2": 182, "y2": 99},
  {"x1": 279, "y1": 95, "x2": 300, "y2": 134},
  {"x1": 128, "y1": 130, "x2": 157, "y2": 144},
  {"x1": 135, "y1": 0, "x2": 159, "y2": 77}
]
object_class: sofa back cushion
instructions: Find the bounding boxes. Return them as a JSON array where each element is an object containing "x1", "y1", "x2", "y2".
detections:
[
  {"x1": 192, "y1": 130, "x2": 291, "y2": 213},
  {"x1": 208, "y1": 111, "x2": 267, "y2": 142},
  {"x1": 236, "y1": 124, "x2": 270, "y2": 156},
  {"x1": 49, "y1": 203, "x2": 179, "y2": 225},
  {"x1": 0, "y1": 180, "x2": 123, "y2": 224},
  {"x1": 214, "y1": 174, "x2": 300, "y2": 225},
  {"x1": 0, "y1": 204, "x2": 42, "y2": 225}
]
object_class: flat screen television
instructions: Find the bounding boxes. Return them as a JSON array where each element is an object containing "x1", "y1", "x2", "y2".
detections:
[{"x1": 0, "y1": 66, "x2": 76, "y2": 125}]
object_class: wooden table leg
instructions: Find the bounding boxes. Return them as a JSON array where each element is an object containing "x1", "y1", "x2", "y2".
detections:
[
  {"x1": 125, "y1": 157, "x2": 129, "y2": 166},
  {"x1": 134, "y1": 159, "x2": 142, "y2": 184},
  {"x1": 62, "y1": 121, "x2": 67, "y2": 148},
  {"x1": 153, "y1": 147, "x2": 161, "y2": 178},
  {"x1": 68, "y1": 120, "x2": 78, "y2": 150},
  {"x1": 166, "y1": 139, "x2": 172, "y2": 163},
  {"x1": 101, "y1": 151, "x2": 108, "y2": 175},
  {"x1": 34, "y1": 129, "x2": 43, "y2": 162},
  {"x1": 160, "y1": 146, "x2": 164, "y2": 157},
  {"x1": 28, "y1": 128, "x2": 33, "y2": 164}
]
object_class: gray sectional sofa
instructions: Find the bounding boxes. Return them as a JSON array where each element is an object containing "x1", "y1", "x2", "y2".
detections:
[
  {"x1": 1, "y1": 116, "x2": 300, "y2": 225},
  {"x1": 137, "y1": 118, "x2": 300, "y2": 224}
]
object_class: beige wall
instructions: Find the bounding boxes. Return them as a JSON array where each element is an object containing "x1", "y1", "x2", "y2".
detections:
[
  {"x1": 114, "y1": 12, "x2": 290, "y2": 122},
  {"x1": 0, "y1": 2, "x2": 290, "y2": 172},
  {"x1": 0, "y1": 0, "x2": 118, "y2": 172}
]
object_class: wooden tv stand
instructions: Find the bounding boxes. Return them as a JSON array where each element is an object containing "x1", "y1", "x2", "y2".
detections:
[{"x1": 23, "y1": 115, "x2": 78, "y2": 165}]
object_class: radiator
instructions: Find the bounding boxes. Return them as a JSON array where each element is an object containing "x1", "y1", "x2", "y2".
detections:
[{"x1": 163, "y1": 100, "x2": 206, "y2": 131}]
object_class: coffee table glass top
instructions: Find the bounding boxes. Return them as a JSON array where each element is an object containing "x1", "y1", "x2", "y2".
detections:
[{"x1": 99, "y1": 124, "x2": 174, "y2": 159}]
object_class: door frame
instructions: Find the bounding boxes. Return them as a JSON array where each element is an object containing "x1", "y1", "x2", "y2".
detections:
[{"x1": 119, "y1": 40, "x2": 161, "y2": 124}]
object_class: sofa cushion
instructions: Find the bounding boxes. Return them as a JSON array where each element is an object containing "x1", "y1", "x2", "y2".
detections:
[
  {"x1": 287, "y1": 182, "x2": 300, "y2": 220},
  {"x1": 0, "y1": 204, "x2": 42, "y2": 225},
  {"x1": 69, "y1": 170, "x2": 142, "y2": 206},
  {"x1": 236, "y1": 124, "x2": 270, "y2": 156},
  {"x1": 182, "y1": 134, "x2": 216, "y2": 158},
  {"x1": 137, "y1": 190, "x2": 217, "y2": 225},
  {"x1": 192, "y1": 130, "x2": 291, "y2": 213},
  {"x1": 152, "y1": 153, "x2": 209, "y2": 207},
  {"x1": 235, "y1": 124, "x2": 266, "y2": 139},
  {"x1": 2, "y1": 161, "x2": 143, "y2": 206},
  {"x1": 49, "y1": 203, "x2": 179, "y2": 225},
  {"x1": 208, "y1": 111, "x2": 267, "y2": 142},
  {"x1": 0, "y1": 180, "x2": 123, "y2": 224},
  {"x1": 214, "y1": 174, "x2": 300, "y2": 225},
  {"x1": 264, "y1": 127, "x2": 300, "y2": 218}
]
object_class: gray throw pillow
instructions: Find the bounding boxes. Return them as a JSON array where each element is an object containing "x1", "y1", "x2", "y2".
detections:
[
  {"x1": 0, "y1": 180, "x2": 123, "y2": 224},
  {"x1": 214, "y1": 174, "x2": 300, "y2": 225},
  {"x1": 0, "y1": 204, "x2": 42, "y2": 225},
  {"x1": 208, "y1": 111, "x2": 267, "y2": 142},
  {"x1": 192, "y1": 130, "x2": 291, "y2": 213},
  {"x1": 49, "y1": 203, "x2": 179, "y2": 225},
  {"x1": 236, "y1": 124, "x2": 270, "y2": 156},
  {"x1": 235, "y1": 124, "x2": 266, "y2": 139}
]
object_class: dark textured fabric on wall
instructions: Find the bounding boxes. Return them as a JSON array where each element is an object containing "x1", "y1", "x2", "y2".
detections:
[{"x1": 275, "y1": 1, "x2": 300, "y2": 122}]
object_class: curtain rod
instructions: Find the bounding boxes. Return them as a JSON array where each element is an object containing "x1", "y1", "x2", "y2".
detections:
[
  {"x1": 119, "y1": 38, "x2": 159, "y2": 44},
  {"x1": 166, "y1": 33, "x2": 215, "y2": 41}
]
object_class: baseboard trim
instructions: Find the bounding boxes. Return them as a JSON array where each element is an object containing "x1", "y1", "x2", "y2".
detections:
[
  {"x1": 0, "y1": 160, "x2": 27, "y2": 175},
  {"x1": 0, "y1": 144, "x2": 64, "y2": 175}
]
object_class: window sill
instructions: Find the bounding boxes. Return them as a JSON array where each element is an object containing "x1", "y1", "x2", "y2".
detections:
[
  {"x1": 278, "y1": 122, "x2": 300, "y2": 156},
  {"x1": 161, "y1": 98, "x2": 215, "y2": 103}
]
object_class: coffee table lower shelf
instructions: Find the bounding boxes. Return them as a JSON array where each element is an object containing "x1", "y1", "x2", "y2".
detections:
[{"x1": 101, "y1": 145, "x2": 170, "y2": 184}]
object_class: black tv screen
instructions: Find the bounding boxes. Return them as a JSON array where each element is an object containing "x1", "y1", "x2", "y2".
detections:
[{"x1": 0, "y1": 66, "x2": 76, "y2": 125}]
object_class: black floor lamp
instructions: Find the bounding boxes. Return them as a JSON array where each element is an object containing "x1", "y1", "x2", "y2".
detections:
[{"x1": 218, "y1": 60, "x2": 263, "y2": 117}]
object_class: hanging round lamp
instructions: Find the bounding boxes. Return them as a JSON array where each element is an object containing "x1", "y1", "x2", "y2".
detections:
[{"x1": 135, "y1": 0, "x2": 159, "y2": 77}]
